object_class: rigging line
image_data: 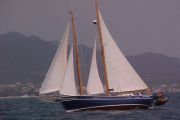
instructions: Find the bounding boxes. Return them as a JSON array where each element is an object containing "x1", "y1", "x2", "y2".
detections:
[
  {"x1": 95, "y1": 30, "x2": 105, "y2": 90},
  {"x1": 69, "y1": 0, "x2": 72, "y2": 11},
  {"x1": 78, "y1": 44, "x2": 88, "y2": 85}
]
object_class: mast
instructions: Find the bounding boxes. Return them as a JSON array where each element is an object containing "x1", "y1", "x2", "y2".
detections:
[
  {"x1": 94, "y1": 0, "x2": 110, "y2": 96},
  {"x1": 69, "y1": 9, "x2": 84, "y2": 95}
]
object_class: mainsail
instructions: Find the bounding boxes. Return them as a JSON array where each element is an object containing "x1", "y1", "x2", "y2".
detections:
[
  {"x1": 87, "y1": 38, "x2": 104, "y2": 95},
  {"x1": 60, "y1": 45, "x2": 78, "y2": 96},
  {"x1": 39, "y1": 23, "x2": 70, "y2": 94},
  {"x1": 98, "y1": 10, "x2": 148, "y2": 93}
]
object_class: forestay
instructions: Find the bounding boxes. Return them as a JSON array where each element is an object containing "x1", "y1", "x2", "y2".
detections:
[
  {"x1": 39, "y1": 23, "x2": 70, "y2": 94},
  {"x1": 87, "y1": 38, "x2": 104, "y2": 95},
  {"x1": 98, "y1": 10, "x2": 148, "y2": 93}
]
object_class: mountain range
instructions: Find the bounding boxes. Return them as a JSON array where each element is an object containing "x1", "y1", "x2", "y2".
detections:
[{"x1": 0, "y1": 32, "x2": 179, "y2": 96}]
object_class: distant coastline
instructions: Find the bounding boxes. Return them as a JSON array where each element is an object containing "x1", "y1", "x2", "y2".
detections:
[
  {"x1": 0, "y1": 95, "x2": 37, "y2": 100},
  {"x1": 0, "y1": 32, "x2": 180, "y2": 97}
]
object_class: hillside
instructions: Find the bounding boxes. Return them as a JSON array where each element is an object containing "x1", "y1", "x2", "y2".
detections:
[{"x1": 0, "y1": 32, "x2": 179, "y2": 96}]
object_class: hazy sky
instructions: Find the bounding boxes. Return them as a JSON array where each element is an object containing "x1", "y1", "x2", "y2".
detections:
[{"x1": 0, "y1": 0, "x2": 180, "y2": 58}]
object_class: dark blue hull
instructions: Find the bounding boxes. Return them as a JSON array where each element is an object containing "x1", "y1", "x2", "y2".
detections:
[{"x1": 60, "y1": 96, "x2": 154, "y2": 112}]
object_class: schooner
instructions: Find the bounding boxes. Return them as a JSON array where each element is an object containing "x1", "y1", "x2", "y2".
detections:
[{"x1": 39, "y1": 0, "x2": 168, "y2": 111}]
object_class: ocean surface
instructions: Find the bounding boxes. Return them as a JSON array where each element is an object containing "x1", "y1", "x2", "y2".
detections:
[{"x1": 0, "y1": 92, "x2": 179, "y2": 120}]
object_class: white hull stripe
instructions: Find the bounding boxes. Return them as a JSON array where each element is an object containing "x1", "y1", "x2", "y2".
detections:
[{"x1": 65, "y1": 104, "x2": 149, "y2": 112}]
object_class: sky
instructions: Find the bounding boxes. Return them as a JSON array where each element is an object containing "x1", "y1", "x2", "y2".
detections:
[{"x1": 0, "y1": 0, "x2": 180, "y2": 58}]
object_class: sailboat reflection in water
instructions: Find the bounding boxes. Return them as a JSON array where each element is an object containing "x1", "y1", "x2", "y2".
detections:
[{"x1": 39, "y1": 0, "x2": 168, "y2": 112}]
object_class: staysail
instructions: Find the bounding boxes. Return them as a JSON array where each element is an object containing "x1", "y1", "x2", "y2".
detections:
[
  {"x1": 87, "y1": 38, "x2": 104, "y2": 95},
  {"x1": 60, "y1": 45, "x2": 78, "y2": 96},
  {"x1": 98, "y1": 10, "x2": 148, "y2": 93},
  {"x1": 39, "y1": 23, "x2": 70, "y2": 95}
]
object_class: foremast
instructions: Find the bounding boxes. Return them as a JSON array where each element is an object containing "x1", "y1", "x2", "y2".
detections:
[
  {"x1": 95, "y1": 0, "x2": 110, "y2": 96},
  {"x1": 69, "y1": 9, "x2": 84, "y2": 95}
]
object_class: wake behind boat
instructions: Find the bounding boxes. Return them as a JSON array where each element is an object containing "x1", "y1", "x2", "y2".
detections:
[{"x1": 38, "y1": 0, "x2": 168, "y2": 111}]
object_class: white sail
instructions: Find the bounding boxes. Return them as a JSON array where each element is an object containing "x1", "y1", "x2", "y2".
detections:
[
  {"x1": 98, "y1": 10, "x2": 148, "y2": 92},
  {"x1": 87, "y1": 38, "x2": 104, "y2": 95},
  {"x1": 60, "y1": 45, "x2": 78, "y2": 96},
  {"x1": 39, "y1": 23, "x2": 70, "y2": 95}
]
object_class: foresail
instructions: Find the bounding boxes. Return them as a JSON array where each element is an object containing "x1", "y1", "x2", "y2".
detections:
[
  {"x1": 98, "y1": 10, "x2": 148, "y2": 93},
  {"x1": 39, "y1": 23, "x2": 70, "y2": 95},
  {"x1": 87, "y1": 38, "x2": 104, "y2": 95},
  {"x1": 60, "y1": 45, "x2": 78, "y2": 96}
]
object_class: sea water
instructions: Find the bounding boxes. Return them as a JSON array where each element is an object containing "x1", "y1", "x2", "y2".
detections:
[{"x1": 0, "y1": 92, "x2": 179, "y2": 120}]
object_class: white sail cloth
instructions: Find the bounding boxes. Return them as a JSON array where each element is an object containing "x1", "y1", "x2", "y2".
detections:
[
  {"x1": 98, "y1": 10, "x2": 148, "y2": 92},
  {"x1": 87, "y1": 38, "x2": 104, "y2": 95},
  {"x1": 60, "y1": 45, "x2": 78, "y2": 96},
  {"x1": 39, "y1": 23, "x2": 70, "y2": 94}
]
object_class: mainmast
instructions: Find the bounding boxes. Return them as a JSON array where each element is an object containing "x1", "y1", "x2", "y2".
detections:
[
  {"x1": 69, "y1": 9, "x2": 83, "y2": 95},
  {"x1": 94, "y1": 0, "x2": 110, "y2": 96}
]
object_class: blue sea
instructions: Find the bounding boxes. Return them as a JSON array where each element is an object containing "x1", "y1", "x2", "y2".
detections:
[{"x1": 0, "y1": 92, "x2": 179, "y2": 120}]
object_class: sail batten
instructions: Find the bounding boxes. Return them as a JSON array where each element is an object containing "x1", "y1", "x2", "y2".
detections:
[
  {"x1": 87, "y1": 38, "x2": 104, "y2": 95},
  {"x1": 39, "y1": 23, "x2": 70, "y2": 95},
  {"x1": 98, "y1": 10, "x2": 148, "y2": 92}
]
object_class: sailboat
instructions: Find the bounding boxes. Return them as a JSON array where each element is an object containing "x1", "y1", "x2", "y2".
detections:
[{"x1": 39, "y1": 0, "x2": 168, "y2": 111}]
